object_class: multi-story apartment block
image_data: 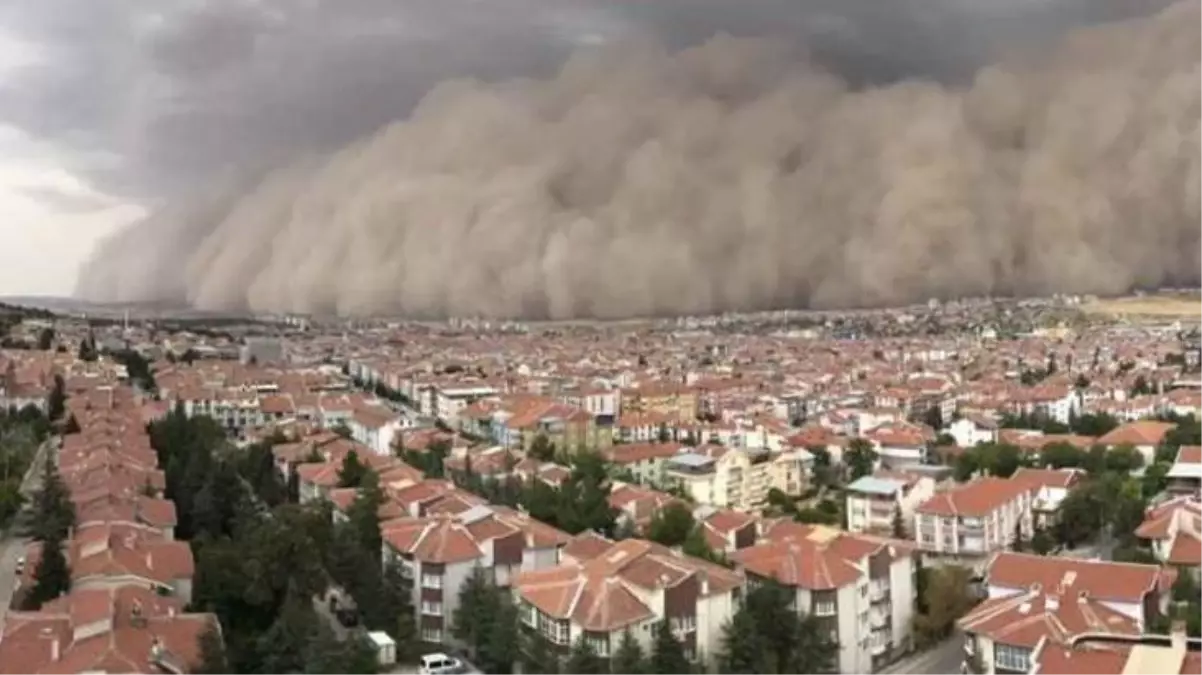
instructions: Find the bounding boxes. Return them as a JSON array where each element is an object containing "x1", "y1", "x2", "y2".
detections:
[
  {"x1": 664, "y1": 445, "x2": 773, "y2": 513},
  {"x1": 958, "y1": 553, "x2": 1168, "y2": 674},
  {"x1": 512, "y1": 536, "x2": 744, "y2": 665},
  {"x1": 603, "y1": 442, "x2": 686, "y2": 485},
  {"x1": 914, "y1": 477, "x2": 1035, "y2": 563},
  {"x1": 1134, "y1": 495, "x2": 1201, "y2": 574},
  {"x1": 845, "y1": 472, "x2": 937, "y2": 537},
  {"x1": 380, "y1": 503, "x2": 570, "y2": 645},
  {"x1": 733, "y1": 522, "x2": 917, "y2": 673}
]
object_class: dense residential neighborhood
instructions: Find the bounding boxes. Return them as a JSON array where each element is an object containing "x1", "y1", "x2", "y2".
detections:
[{"x1": 0, "y1": 298, "x2": 1198, "y2": 674}]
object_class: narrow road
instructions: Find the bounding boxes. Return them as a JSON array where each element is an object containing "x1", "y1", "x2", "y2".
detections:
[
  {"x1": 0, "y1": 436, "x2": 56, "y2": 622},
  {"x1": 880, "y1": 634, "x2": 964, "y2": 675}
]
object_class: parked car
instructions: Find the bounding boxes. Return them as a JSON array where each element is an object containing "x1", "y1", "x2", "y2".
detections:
[{"x1": 419, "y1": 653, "x2": 464, "y2": 675}]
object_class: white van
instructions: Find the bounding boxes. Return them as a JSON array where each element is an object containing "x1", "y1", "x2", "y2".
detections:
[{"x1": 418, "y1": 653, "x2": 463, "y2": 675}]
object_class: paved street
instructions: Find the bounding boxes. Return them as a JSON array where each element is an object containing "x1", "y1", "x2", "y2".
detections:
[
  {"x1": 0, "y1": 436, "x2": 53, "y2": 623},
  {"x1": 881, "y1": 634, "x2": 964, "y2": 675}
]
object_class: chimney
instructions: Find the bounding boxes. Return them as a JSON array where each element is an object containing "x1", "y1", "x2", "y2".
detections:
[
  {"x1": 50, "y1": 637, "x2": 60, "y2": 662},
  {"x1": 1046, "y1": 594, "x2": 1059, "y2": 611},
  {"x1": 131, "y1": 598, "x2": 145, "y2": 627}
]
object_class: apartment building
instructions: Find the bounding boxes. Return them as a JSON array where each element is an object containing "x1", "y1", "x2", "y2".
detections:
[
  {"x1": 733, "y1": 522, "x2": 917, "y2": 674},
  {"x1": 958, "y1": 553, "x2": 1168, "y2": 674},
  {"x1": 380, "y1": 503, "x2": 570, "y2": 645},
  {"x1": 436, "y1": 384, "x2": 499, "y2": 424},
  {"x1": 512, "y1": 537, "x2": 744, "y2": 665},
  {"x1": 1166, "y1": 445, "x2": 1202, "y2": 496},
  {"x1": 664, "y1": 445, "x2": 771, "y2": 513},
  {"x1": 914, "y1": 477, "x2": 1034, "y2": 563},
  {"x1": 348, "y1": 405, "x2": 408, "y2": 455},
  {"x1": 1010, "y1": 468, "x2": 1083, "y2": 530},
  {"x1": 664, "y1": 443, "x2": 810, "y2": 513},
  {"x1": 845, "y1": 472, "x2": 937, "y2": 537},
  {"x1": 1134, "y1": 495, "x2": 1201, "y2": 573},
  {"x1": 603, "y1": 442, "x2": 686, "y2": 485},
  {"x1": 1097, "y1": 420, "x2": 1176, "y2": 466}
]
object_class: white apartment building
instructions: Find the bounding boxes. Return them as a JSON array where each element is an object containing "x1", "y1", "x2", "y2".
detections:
[
  {"x1": 946, "y1": 414, "x2": 999, "y2": 449},
  {"x1": 664, "y1": 446, "x2": 777, "y2": 513},
  {"x1": 845, "y1": 473, "x2": 937, "y2": 537},
  {"x1": 914, "y1": 477, "x2": 1035, "y2": 564},
  {"x1": 349, "y1": 405, "x2": 409, "y2": 455},
  {"x1": 436, "y1": 385, "x2": 499, "y2": 424},
  {"x1": 512, "y1": 537, "x2": 745, "y2": 665},
  {"x1": 734, "y1": 523, "x2": 917, "y2": 674},
  {"x1": 381, "y1": 503, "x2": 570, "y2": 645}
]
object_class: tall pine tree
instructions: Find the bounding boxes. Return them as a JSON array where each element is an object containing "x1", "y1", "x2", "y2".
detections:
[
  {"x1": 650, "y1": 621, "x2": 690, "y2": 674},
  {"x1": 611, "y1": 629, "x2": 648, "y2": 674},
  {"x1": 20, "y1": 530, "x2": 71, "y2": 610}
]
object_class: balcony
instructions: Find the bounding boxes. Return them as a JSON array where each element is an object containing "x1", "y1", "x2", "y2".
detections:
[
  {"x1": 870, "y1": 609, "x2": 889, "y2": 629},
  {"x1": 870, "y1": 583, "x2": 889, "y2": 603}
]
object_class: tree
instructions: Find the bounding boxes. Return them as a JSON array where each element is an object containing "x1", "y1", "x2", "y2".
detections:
[
  {"x1": 194, "y1": 623, "x2": 230, "y2": 674},
  {"x1": 20, "y1": 531, "x2": 71, "y2": 609},
  {"x1": 1031, "y1": 527, "x2": 1055, "y2": 555},
  {"x1": 650, "y1": 621, "x2": 690, "y2": 674},
  {"x1": 1131, "y1": 375, "x2": 1152, "y2": 397},
  {"x1": 565, "y1": 636, "x2": 606, "y2": 674},
  {"x1": 453, "y1": 566, "x2": 519, "y2": 674},
  {"x1": 845, "y1": 438, "x2": 877, "y2": 481},
  {"x1": 682, "y1": 526, "x2": 728, "y2": 567},
  {"x1": 611, "y1": 629, "x2": 648, "y2": 674},
  {"x1": 993, "y1": 443, "x2": 1023, "y2": 478},
  {"x1": 718, "y1": 609, "x2": 770, "y2": 673},
  {"x1": 47, "y1": 375, "x2": 65, "y2": 422},
  {"x1": 1012, "y1": 521, "x2": 1026, "y2": 552},
  {"x1": 1172, "y1": 567, "x2": 1198, "y2": 604},
  {"x1": 256, "y1": 582, "x2": 322, "y2": 675},
  {"x1": 953, "y1": 451, "x2": 979, "y2": 482},
  {"x1": 303, "y1": 628, "x2": 379, "y2": 674},
  {"x1": 337, "y1": 450, "x2": 368, "y2": 488},
  {"x1": 557, "y1": 452, "x2": 618, "y2": 536},
  {"x1": 29, "y1": 453, "x2": 75, "y2": 542},
  {"x1": 717, "y1": 582, "x2": 837, "y2": 673},
  {"x1": 521, "y1": 631, "x2": 559, "y2": 674},
  {"x1": 77, "y1": 333, "x2": 100, "y2": 362},
  {"x1": 913, "y1": 564, "x2": 975, "y2": 648},
  {"x1": 1105, "y1": 444, "x2": 1145, "y2": 473},
  {"x1": 647, "y1": 501, "x2": 695, "y2": 547},
  {"x1": 529, "y1": 433, "x2": 555, "y2": 462},
  {"x1": 1039, "y1": 442, "x2": 1083, "y2": 470},
  {"x1": 36, "y1": 327, "x2": 54, "y2": 351}
]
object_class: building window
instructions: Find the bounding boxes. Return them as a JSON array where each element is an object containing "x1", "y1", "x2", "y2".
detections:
[
  {"x1": 421, "y1": 574, "x2": 443, "y2": 590},
  {"x1": 422, "y1": 627, "x2": 442, "y2": 644},
  {"x1": 587, "y1": 634, "x2": 610, "y2": 657},
  {"x1": 994, "y1": 643, "x2": 1031, "y2": 672},
  {"x1": 421, "y1": 601, "x2": 443, "y2": 616},
  {"x1": 814, "y1": 600, "x2": 836, "y2": 616},
  {"x1": 539, "y1": 616, "x2": 570, "y2": 645},
  {"x1": 670, "y1": 615, "x2": 696, "y2": 635}
]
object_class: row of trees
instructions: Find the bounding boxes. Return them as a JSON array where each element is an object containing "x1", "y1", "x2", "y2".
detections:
[
  {"x1": 20, "y1": 453, "x2": 76, "y2": 610},
  {"x1": 951, "y1": 440, "x2": 1146, "y2": 483},
  {"x1": 0, "y1": 405, "x2": 50, "y2": 528},
  {"x1": 147, "y1": 407, "x2": 408, "y2": 673}
]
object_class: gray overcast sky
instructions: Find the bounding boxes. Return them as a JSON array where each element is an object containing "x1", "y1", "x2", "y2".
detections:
[{"x1": 0, "y1": 0, "x2": 1175, "y2": 295}]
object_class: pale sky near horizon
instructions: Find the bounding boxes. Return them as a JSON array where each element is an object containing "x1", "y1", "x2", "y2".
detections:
[{"x1": 0, "y1": 27, "x2": 143, "y2": 296}]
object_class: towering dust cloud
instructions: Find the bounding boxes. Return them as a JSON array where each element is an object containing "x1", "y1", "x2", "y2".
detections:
[{"x1": 76, "y1": 1, "x2": 1202, "y2": 319}]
